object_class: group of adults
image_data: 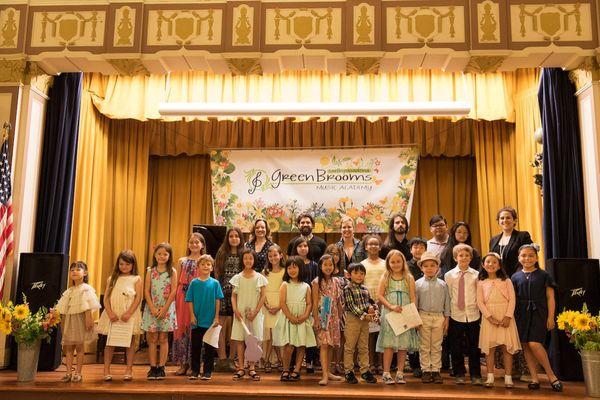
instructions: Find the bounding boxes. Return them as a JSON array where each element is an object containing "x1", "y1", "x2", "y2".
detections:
[{"x1": 244, "y1": 206, "x2": 532, "y2": 280}]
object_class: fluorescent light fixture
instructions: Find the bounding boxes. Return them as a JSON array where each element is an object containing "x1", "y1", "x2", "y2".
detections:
[{"x1": 158, "y1": 101, "x2": 471, "y2": 118}]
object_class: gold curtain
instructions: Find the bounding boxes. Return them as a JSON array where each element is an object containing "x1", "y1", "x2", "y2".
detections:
[
  {"x1": 148, "y1": 118, "x2": 475, "y2": 157},
  {"x1": 146, "y1": 155, "x2": 480, "y2": 258},
  {"x1": 70, "y1": 79, "x2": 110, "y2": 291},
  {"x1": 88, "y1": 71, "x2": 516, "y2": 122},
  {"x1": 513, "y1": 69, "x2": 545, "y2": 263},
  {"x1": 70, "y1": 76, "x2": 150, "y2": 292},
  {"x1": 473, "y1": 121, "x2": 517, "y2": 251}
]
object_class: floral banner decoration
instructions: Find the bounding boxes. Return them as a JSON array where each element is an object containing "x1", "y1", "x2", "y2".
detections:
[{"x1": 210, "y1": 147, "x2": 419, "y2": 233}]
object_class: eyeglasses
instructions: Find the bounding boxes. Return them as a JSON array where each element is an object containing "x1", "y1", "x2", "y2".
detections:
[{"x1": 431, "y1": 223, "x2": 446, "y2": 228}]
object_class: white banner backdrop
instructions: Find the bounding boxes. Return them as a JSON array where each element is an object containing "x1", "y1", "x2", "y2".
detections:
[{"x1": 210, "y1": 147, "x2": 419, "y2": 233}]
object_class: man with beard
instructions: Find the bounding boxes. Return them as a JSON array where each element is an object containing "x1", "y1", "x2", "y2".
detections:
[
  {"x1": 286, "y1": 213, "x2": 327, "y2": 261},
  {"x1": 380, "y1": 213, "x2": 412, "y2": 261}
]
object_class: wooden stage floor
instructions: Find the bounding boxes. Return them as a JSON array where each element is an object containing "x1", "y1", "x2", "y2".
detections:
[{"x1": 0, "y1": 364, "x2": 591, "y2": 400}]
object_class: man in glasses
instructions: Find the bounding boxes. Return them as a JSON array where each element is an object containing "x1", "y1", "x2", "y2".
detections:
[{"x1": 427, "y1": 215, "x2": 449, "y2": 257}]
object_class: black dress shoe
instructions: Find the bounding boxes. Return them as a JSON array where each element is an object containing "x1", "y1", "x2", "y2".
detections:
[
  {"x1": 528, "y1": 381, "x2": 540, "y2": 390},
  {"x1": 551, "y1": 380, "x2": 563, "y2": 392}
]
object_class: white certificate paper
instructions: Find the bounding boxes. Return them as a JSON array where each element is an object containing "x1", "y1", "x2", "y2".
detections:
[
  {"x1": 107, "y1": 320, "x2": 134, "y2": 347},
  {"x1": 384, "y1": 303, "x2": 423, "y2": 336},
  {"x1": 203, "y1": 325, "x2": 222, "y2": 348}
]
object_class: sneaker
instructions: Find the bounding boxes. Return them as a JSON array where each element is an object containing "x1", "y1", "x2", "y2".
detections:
[
  {"x1": 201, "y1": 372, "x2": 212, "y2": 381},
  {"x1": 412, "y1": 368, "x2": 422, "y2": 378},
  {"x1": 471, "y1": 377, "x2": 483, "y2": 386},
  {"x1": 188, "y1": 371, "x2": 200, "y2": 380},
  {"x1": 156, "y1": 366, "x2": 166, "y2": 380},
  {"x1": 345, "y1": 371, "x2": 358, "y2": 384},
  {"x1": 147, "y1": 367, "x2": 157, "y2": 380},
  {"x1": 395, "y1": 373, "x2": 406, "y2": 384},
  {"x1": 454, "y1": 375, "x2": 466, "y2": 385},
  {"x1": 432, "y1": 372, "x2": 443, "y2": 384},
  {"x1": 421, "y1": 371, "x2": 432, "y2": 383},
  {"x1": 382, "y1": 372, "x2": 394, "y2": 385},
  {"x1": 361, "y1": 371, "x2": 377, "y2": 384}
]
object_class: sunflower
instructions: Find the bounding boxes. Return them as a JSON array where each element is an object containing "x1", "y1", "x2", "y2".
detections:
[
  {"x1": 557, "y1": 321, "x2": 565, "y2": 331},
  {"x1": 0, "y1": 320, "x2": 11, "y2": 335},
  {"x1": 573, "y1": 313, "x2": 593, "y2": 331},
  {"x1": 2, "y1": 309, "x2": 10, "y2": 322},
  {"x1": 13, "y1": 304, "x2": 30, "y2": 321}
]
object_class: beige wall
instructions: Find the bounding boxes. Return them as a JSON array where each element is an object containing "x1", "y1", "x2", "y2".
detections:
[{"x1": 576, "y1": 82, "x2": 600, "y2": 259}]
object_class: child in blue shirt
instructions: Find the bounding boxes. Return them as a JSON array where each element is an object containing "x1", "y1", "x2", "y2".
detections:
[{"x1": 185, "y1": 254, "x2": 224, "y2": 380}]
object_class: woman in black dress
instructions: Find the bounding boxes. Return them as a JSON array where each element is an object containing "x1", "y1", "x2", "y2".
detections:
[
  {"x1": 489, "y1": 207, "x2": 532, "y2": 278},
  {"x1": 245, "y1": 218, "x2": 274, "y2": 273}
]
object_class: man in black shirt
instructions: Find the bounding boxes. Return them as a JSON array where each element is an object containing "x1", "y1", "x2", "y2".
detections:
[
  {"x1": 286, "y1": 213, "x2": 327, "y2": 262},
  {"x1": 380, "y1": 212, "x2": 412, "y2": 261}
]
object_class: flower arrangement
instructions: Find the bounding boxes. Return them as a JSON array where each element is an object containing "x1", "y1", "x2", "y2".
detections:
[
  {"x1": 556, "y1": 304, "x2": 600, "y2": 352},
  {"x1": 0, "y1": 295, "x2": 61, "y2": 347}
]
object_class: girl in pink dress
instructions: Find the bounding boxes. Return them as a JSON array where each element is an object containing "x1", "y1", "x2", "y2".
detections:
[
  {"x1": 172, "y1": 232, "x2": 206, "y2": 375},
  {"x1": 312, "y1": 254, "x2": 344, "y2": 386},
  {"x1": 476, "y1": 252, "x2": 521, "y2": 388}
]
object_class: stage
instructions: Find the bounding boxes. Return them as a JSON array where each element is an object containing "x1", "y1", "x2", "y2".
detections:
[{"x1": 0, "y1": 365, "x2": 589, "y2": 400}]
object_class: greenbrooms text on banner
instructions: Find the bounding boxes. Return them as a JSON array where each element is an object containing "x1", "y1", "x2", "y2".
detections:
[{"x1": 210, "y1": 147, "x2": 419, "y2": 233}]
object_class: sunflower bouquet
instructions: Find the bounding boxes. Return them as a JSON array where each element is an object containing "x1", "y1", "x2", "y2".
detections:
[
  {"x1": 556, "y1": 304, "x2": 600, "y2": 352},
  {"x1": 0, "y1": 295, "x2": 61, "y2": 347}
]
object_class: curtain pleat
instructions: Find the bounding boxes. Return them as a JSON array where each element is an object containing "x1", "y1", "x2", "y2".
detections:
[{"x1": 88, "y1": 71, "x2": 516, "y2": 122}]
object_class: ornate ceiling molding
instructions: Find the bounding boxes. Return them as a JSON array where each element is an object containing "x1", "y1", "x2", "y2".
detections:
[{"x1": 0, "y1": 1, "x2": 598, "y2": 74}]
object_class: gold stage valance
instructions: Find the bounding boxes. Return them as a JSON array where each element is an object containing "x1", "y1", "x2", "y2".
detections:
[{"x1": 87, "y1": 71, "x2": 517, "y2": 122}]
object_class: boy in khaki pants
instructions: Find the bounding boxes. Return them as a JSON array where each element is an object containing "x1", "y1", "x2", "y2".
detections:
[
  {"x1": 343, "y1": 263, "x2": 378, "y2": 384},
  {"x1": 415, "y1": 252, "x2": 450, "y2": 384}
]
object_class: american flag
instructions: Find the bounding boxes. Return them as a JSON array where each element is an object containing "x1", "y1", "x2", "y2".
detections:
[{"x1": 0, "y1": 124, "x2": 14, "y2": 300}]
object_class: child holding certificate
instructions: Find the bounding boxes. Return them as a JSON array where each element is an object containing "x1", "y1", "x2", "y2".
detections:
[
  {"x1": 376, "y1": 250, "x2": 419, "y2": 385},
  {"x1": 186, "y1": 254, "x2": 224, "y2": 380},
  {"x1": 97, "y1": 250, "x2": 143, "y2": 381}
]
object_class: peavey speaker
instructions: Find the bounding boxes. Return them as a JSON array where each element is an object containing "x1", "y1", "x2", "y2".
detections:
[
  {"x1": 546, "y1": 258, "x2": 600, "y2": 381},
  {"x1": 10, "y1": 253, "x2": 69, "y2": 371},
  {"x1": 192, "y1": 225, "x2": 227, "y2": 259}
]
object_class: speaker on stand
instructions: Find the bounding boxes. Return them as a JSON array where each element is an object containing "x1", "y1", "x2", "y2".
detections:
[
  {"x1": 10, "y1": 253, "x2": 69, "y2": 371},
  {"x1": 546, "y1": 258, "x2": 600, "y2": 381}
]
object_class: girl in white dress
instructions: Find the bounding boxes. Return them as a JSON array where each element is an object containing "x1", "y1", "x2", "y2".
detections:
[
  {"x1": 261, "y1": 244, "x2": 285, "y2": 373},
  {"x1": 97, "y1": 250, "x2": 143, "y2": 381},
  {"x1": 56, "y1": 261, "x2": 101, "y2": 382},
  {"x1": 230, "y1": 249, "x2": 268, "y2": 381}
]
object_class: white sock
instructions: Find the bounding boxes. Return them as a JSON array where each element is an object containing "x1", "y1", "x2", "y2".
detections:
[
  {"x1": 486, "y1": 373, "x2": 495, "y2": 383},
  {"x1": 504, "y1": 375, "x2": 513, "y2": 385}
]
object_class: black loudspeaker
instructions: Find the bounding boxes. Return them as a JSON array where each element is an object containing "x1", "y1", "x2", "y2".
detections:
[
  {"x1": 546, "y1": 258, "x2": 600, "y2": 381},
  {"x1": 10, "y1": 253, "x2": 69, "y2": 371},
  {"x1": 192, "y1": 225, "x2": 227, "y2": 259}
]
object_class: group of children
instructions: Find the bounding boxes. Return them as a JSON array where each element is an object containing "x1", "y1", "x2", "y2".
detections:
[{"x1": 55, "y1": 230, "x2": 563, "y2": 392}]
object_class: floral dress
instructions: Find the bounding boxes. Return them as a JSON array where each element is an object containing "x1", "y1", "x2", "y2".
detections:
[
  {"x1": 172, "y1": 258, "x2": 197, "y2": 365},
  {"x1": 141, "y1": 267, "x2": 178, "y2": 332},
  {"x1": 376, "y1": 276, "x2": 419, "y2": 352},
  {"x1": 312, "y1": 277, "x2": 343, "y2": 347}
]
